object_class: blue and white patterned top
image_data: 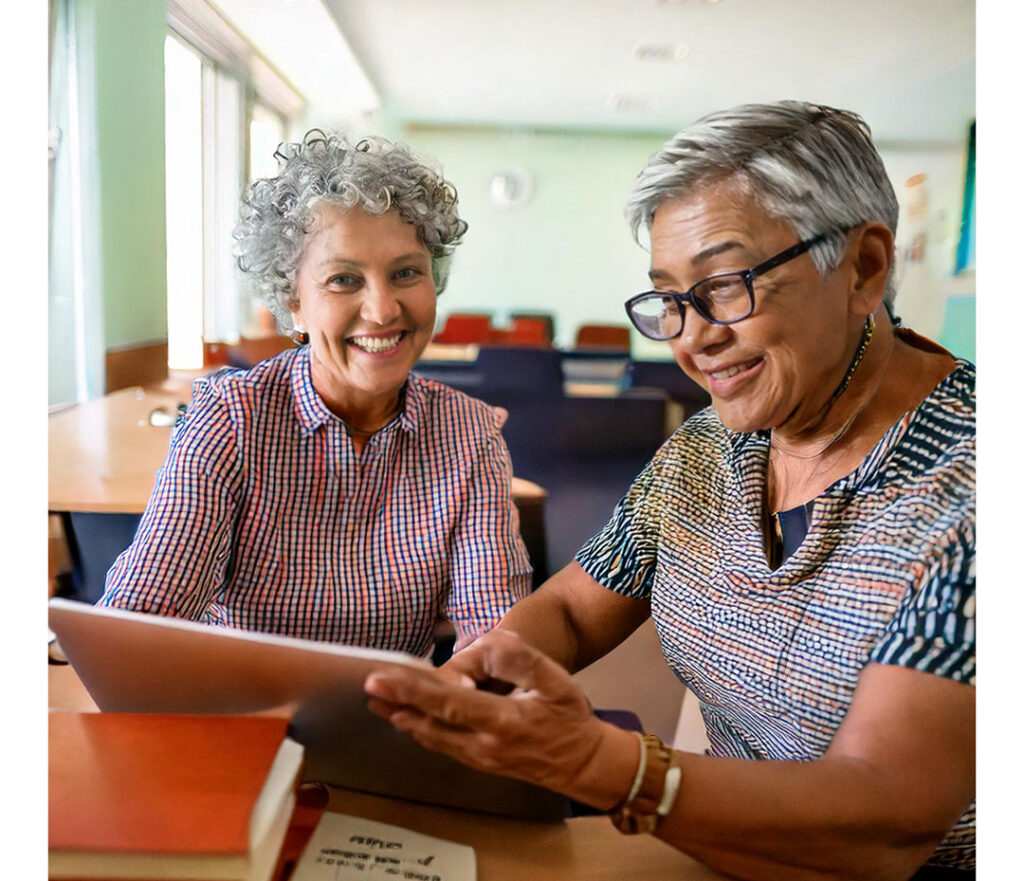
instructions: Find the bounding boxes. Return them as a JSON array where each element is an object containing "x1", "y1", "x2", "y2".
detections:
[
  {"x1": 100, "y1": 346, "x2": 532, "y2": 657},
  {"x1": 577, "y1": 360, "x2": 975, "y2": 869}
]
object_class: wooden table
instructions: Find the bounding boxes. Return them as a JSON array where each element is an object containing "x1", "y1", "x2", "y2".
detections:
[
  {"x1": 48, "y1": 665, "x2": 723, "y2": 881},
  {"x1": 48, "y1": 377, "x2": 196, "y2": 514}
]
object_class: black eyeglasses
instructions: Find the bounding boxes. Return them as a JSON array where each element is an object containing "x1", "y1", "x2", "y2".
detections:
[{"x1": 624, "y1": 231, "x2": 841, "y2": 341}]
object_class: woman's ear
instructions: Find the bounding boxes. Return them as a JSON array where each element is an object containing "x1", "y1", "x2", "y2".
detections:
[{"x1": 846, "y1": 222, "x2": 894, "y2": 318}]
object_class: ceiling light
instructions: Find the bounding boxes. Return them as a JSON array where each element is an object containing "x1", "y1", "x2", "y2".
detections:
[
  {"x1": 606, "y1": 93, "x2": 661, "y2": 112},
  {"x1": 634, "y1": 43, "x2": 689, "y2": 62}
]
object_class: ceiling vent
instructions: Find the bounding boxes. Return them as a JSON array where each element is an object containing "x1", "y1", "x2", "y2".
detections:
[
  {"x1": 606, "y1": 93, "x2": 661, "y2": 112},
  {"x1": 633, "y1": 42, "x2": 689, "y2": 62}
]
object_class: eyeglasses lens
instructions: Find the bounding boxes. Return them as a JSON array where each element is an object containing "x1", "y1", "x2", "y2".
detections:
[
  {"x1": 630, "y1": 295, "x2": 683, "y2": 340},
  {"x1": 693, "y1": 275, "x2": 750, "y2": 323}
]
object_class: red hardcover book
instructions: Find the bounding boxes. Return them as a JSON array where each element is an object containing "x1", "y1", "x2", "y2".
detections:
[{"x1": 48, "y1": 711, "x2": 303, "y2": 881}]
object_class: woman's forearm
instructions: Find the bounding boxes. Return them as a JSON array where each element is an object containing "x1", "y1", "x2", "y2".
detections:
[
  {"x1": 492, "y1": 587, "x2": 584, "y2": 669},
  {"x1": 493, "y1": 562, "x2": 651, "y2": 673},
  {"x1": 653, "y1": 751, "x2": 960, "y2": 881}
]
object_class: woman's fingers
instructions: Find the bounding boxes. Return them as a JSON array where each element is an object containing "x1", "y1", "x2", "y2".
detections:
[
  {"x1": 441, "y1": 630, "x2": 522, "y2": 693},
  {"x1": 363, "y1": 630, "x2": 612, "y2": 796},
  {"x1": 473, "y1": 631, "x2": 581, "y2": 703},
  {"x1": 366, "y1": 664, "x2": 511, "y2": 731}
]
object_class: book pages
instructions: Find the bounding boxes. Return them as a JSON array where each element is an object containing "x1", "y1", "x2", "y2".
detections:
[{"x1": 291, "y1": 813, "x2": 476, "y2": 881}]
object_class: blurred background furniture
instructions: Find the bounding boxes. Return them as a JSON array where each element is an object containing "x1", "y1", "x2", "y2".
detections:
[
  {"x1": 203, "y1": 335, "x2": 296, "y2": 369},
  {"x1": 508, "y1": 311, "x2": 555, "y2": 344},
  {"x1": 574, "y1": 323, "x2": 631, "y2": 351},
  {"x1": 431, "y1": 312, "x2": 495, "y2": 345},
  {"x1": 493, "y1": 315, "x2": 552, "y2": 346},
  {"x1": 414, "y1": 346, "x2": 693, "y2": 570}
]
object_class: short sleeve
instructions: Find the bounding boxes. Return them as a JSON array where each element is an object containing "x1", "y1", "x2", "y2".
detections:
[
  {"x1": 574, "y1": 455, "x2": 662, "y2": 599},
  {"x1": 869, "y1": 519, "x2": 976, "y2": 685}
]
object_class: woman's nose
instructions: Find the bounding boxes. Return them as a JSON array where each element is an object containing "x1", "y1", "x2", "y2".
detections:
[
  {"x1": 359, "y1": 280, "x2": 402, "y2": 325},
  {"x1": 673, "y1": 308, "x2": 731, "y2": 356}
]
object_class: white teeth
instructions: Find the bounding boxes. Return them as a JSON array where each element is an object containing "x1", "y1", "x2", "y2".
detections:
[
  {"x1": 350, "y1": 334, "x2": 402, "y2": 353},
  {"x1": 711, "y1": 360, "x2": 756, "y2": 380}
]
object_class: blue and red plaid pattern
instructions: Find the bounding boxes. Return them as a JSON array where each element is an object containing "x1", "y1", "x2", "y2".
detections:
[
  {"x1": 577, "y1": 358, "x2": 976, "y2": 869},
  {"x1": 100, "y1": 346, "x2": 532, "y2": 656}
]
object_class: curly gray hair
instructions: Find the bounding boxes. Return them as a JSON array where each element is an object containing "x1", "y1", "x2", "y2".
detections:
[
  {"x1": 233, "y1": 129, "x2": 469, "y2": 329},
  {"x1": 624, "y1": 102, "x2": 900, "y2": 306}
]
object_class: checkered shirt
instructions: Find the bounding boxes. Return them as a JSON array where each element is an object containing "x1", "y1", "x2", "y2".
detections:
[{"x1": 100, "y1": 346, "x2": 532, "y2": 656}]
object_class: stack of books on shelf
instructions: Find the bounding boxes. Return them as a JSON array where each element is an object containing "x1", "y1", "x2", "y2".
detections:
[{"x1": 48, "y1": 711, "x2": 305, "y2": 881}]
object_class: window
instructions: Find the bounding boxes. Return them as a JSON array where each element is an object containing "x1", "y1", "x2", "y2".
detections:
[
  {"x1": 164, "y1": 0, "x2": 302, "y2": 369},
  {"x1": 163, "y1": 34, "x2": 205, "y2": 370},
  {"x1": 49, "y1": 0, "x2": 103, "y2": 405}
]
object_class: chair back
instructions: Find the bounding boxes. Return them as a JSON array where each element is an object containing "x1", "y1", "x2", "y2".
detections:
[
  {"x1": 433, "y1": 313, "x2": 494, "y2": 345},
  {"x1": 501, "y1": 316, "x2": 552, "y2": 347},
  {"x1": 509, "y1": 313, "x2": 555, "y2": 344},
  {"x1": 474, "y1": 346, "x2": 564, "y2": 395},
  {"x1": 575, "y1": 324, "x2": 631, "y2": 351}
]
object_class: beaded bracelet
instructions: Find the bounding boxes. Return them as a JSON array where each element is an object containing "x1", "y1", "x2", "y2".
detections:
[{"x1": 609, "y1": 733, "x2": 681, "y2": 835}]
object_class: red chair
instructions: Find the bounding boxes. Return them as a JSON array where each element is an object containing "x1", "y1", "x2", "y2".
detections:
[
  {"x1": 509, "y1": 312, "x2": 555, "y2": 344},
  {"x1": 502, "y1": 317, "x2": 551, "y2": 346},
  {"x1": 432, "y1": 313, "x2": 494, "y2": 344},
  {"x1": 575, "y1": 324, "x2": 631, "y2": 351}
]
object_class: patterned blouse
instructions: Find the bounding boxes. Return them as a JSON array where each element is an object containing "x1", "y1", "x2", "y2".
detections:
[
  {"x1": 100, "y1": 346, "x2": 532, "y2": 657},
  {"x1": 577, "y1": 360, "x2": 976, "y2": 869}
]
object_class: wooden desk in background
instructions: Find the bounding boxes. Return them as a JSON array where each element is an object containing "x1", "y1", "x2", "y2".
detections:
[
  {"x1": 48, "y1": 376, "x2": 197, "y2": 514},
  {"x1": 48, "y1": 665, "x2": 723, "y2": 881}
]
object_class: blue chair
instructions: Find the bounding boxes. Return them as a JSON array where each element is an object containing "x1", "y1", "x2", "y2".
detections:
[
  {"x1": 475, "y1": 346, "x2": 564, "y2": 395},
  {"x1": 60, "y1": 512, "x2": 141, "y2": 603}
]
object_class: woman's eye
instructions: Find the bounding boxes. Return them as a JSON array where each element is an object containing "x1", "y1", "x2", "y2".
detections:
[
  {"x1": 393, "y1": 267, "x2": 421, "y2": 281},
  {"x1": 328, "y1": 274, "x2": 360, "y2": 288}
]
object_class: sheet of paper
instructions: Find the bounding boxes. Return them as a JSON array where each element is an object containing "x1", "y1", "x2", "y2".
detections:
[{"x1": 290, "y1": 813, "x2": 476, "y2": 881}]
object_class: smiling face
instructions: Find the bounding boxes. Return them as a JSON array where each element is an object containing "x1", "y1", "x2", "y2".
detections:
[
  {"x1": 649, "y1": 180, "x2": 860, "y2": 435},
  {"x1": 289, "y1": 203, "x2": 436, "y2": 423}
]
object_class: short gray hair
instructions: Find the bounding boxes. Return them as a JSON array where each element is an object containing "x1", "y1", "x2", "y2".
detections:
[
  {"x1": 233, "y1": 129, "x2": 468, "y2": 329},
  {"x1": 624, "y1": 102, "x2": 899, "y2": 305}
]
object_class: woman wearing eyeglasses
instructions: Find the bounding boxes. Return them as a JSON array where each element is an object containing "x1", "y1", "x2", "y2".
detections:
[{"x1": 365, "y1": 102, "x2": 975, "y2": 880}]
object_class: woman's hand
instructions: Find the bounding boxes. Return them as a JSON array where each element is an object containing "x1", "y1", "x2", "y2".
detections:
[
  {"x1": 437, "y1": 636, "x2": 515, "y2": 694},
  {"x1": 364, "y1": 630, "x2": 638, "y2": 808}
]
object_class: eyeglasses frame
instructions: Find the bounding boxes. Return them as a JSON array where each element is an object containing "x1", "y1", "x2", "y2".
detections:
[{"x1": 624, "y1": 230, "x2": 846, "y2": 341}]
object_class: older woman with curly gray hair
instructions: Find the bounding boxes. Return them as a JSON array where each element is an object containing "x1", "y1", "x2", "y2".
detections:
[
  {"x1": 365, "y1": 103, "x2": 975, "y2": 880},
  {"x1": 100, "y1": 130, "x2": 532, "y2": 656}
]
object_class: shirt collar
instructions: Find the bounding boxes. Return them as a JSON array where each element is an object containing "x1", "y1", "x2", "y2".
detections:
[{"x1": 290, "y1": 345, "x2": 422, "y2": 436}]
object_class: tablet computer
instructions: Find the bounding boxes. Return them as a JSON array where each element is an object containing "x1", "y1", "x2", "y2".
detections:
[{"x1": 48, "y1": 599, "x2": 568, "y2": 822}]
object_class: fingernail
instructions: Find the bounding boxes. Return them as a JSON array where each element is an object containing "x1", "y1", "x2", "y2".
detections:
[{"x1": 364, "y1": 674, "x2": 395, "y2": 700}]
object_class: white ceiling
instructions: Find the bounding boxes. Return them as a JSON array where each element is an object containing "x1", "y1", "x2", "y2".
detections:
[
  {"x1": 322, "y1": 0, "x2": 975, "y2": 143},
  {"x1": 215, "y1": 0, "x2": 975, "y2": 144}
]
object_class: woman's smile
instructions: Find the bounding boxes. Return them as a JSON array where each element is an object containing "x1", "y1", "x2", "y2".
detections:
[
  {"x1": 347, "y1": 331, "x2": 407, "y2": 355},
  {"x1": 701, "y1": 356, "x2": 765, "y2": 396}
]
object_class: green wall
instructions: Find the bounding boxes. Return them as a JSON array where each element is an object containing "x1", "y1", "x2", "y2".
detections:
[
  {"x1": 402, "y1": 125, "x2": 972, "y2": 361},
  {"x1": 401, "y1": 125, "x2": 673, "y2": 358},
  {"x1": 85, "y1": 0, "x2": 168, "y2": 349}
]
